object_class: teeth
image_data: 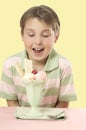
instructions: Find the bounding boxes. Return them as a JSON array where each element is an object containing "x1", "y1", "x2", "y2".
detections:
[
  {"x1": 36, "y1": 48, "x2": 41, "y2": 50},
  {"x1": 33, "y1": 48, "x2": 42, "y2": 51}
]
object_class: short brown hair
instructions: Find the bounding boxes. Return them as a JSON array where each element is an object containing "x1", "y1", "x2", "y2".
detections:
[{"x1": 20, "y1": 5, "x2": 60, "y2": 34}]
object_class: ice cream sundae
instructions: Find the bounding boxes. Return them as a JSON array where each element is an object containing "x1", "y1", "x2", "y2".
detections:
[{"x1": 14, "y1": 59, "x2": 47, "y2": 116}]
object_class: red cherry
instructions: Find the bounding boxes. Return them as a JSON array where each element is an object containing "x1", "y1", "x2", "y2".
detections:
[{"x1": 32, "y1": 70, "x2": 38, "y2": 74}]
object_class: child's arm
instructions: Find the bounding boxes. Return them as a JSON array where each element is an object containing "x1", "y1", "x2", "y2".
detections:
[
  {"x1": 7, "y1": 100, "x2": 20, "y2": 106},
  {"x1": 56, "y1": 101, "x2": 69, "y2": 108}
]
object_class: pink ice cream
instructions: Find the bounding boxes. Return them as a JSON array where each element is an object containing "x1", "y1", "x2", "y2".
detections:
[
  {"x1": 23, "y1": 70, "x2": 47, "y2": 83},
  {"x1": 35, "y1": 71, "x2": 47, "y2": 80}
]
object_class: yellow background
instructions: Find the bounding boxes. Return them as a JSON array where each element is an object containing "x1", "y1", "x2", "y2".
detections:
[{"x1": 0, "y1": 0, "x2": 86, "y2": 107}]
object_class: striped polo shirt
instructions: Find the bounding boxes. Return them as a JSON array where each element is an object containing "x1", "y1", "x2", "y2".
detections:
[{"x1": 0, "y1": 49, "x2": 77, "y2": 107}]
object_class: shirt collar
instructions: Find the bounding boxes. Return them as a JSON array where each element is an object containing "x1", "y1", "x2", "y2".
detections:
[
  {"x1": 21, "y1": 50, "x2": 28, "y2": 70},
  {"x1": 43, "y1": 49, "x2": 59, "y2": 71}
]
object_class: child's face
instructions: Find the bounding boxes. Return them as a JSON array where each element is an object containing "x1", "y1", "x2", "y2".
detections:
[{"x1": 21, "y1": 18, "x2": 58, "y2": 62}]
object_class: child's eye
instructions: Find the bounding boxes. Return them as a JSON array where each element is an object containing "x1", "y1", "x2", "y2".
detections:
[
  {"x1": 28, "y1": 34, "x2": 34, "y2": 37},
  {"x1": 43, "y1": 35, "x2": 49, "y2": 37}
]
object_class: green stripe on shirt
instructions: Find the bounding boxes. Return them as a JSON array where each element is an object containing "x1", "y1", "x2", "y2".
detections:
[
  {"x1": 42, "y1": 87, "x2": 59, "y2": 97},
  {"x1": 0, "y1": 91, "x2": 17, "y2": 100},
  {"x1": 1, "y1": 72, "x2": 14, "y2": 85},
  {"x1": 61, "y1": 74, "x2": 73, "y2": 87}
]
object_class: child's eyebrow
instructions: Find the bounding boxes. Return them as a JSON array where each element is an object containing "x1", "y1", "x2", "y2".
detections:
[
  {"x1": 42, "y1": 29, "x2": 51, "y2": 33},
  {"x1": 25, "y1": 28, "x2": 52, "y2": 33},
  {"x1": 25, "y1": 28, "x2": 34, "y2": 32}
]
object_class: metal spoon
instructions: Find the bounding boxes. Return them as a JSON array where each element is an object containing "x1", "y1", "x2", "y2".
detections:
[
  {"x1": 47, "y1": 111, "x2": 65, "y2": 120},
  {"x1": 47, "y1": 115, "x2": 58, "y2": 119}
]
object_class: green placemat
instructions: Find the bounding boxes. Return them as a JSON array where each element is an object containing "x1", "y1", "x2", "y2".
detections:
[{"x1": 15, "y1": 107, "x2": 66, "y2": 120}]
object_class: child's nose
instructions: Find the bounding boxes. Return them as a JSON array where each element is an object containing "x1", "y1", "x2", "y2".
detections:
[{"x1": 35, "y1": 36, "x2": 42, "y2": 45}]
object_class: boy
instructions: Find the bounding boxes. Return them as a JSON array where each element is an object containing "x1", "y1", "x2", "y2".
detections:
[{"x1": 0, "y1": 5, "x2": 77, "y2": 107}]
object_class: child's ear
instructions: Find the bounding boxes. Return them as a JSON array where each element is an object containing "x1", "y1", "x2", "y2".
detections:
[
  {"x1": 20, "y1": 31, "x2": 24, "y2": 41},
  {"x1": 54, "y1": 33, "x2": 59, "y2": 43}
]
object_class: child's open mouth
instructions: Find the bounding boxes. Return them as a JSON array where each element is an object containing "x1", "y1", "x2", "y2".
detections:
[{"x1": 32, "y1": 48, "x2": 44, "y2": 53}]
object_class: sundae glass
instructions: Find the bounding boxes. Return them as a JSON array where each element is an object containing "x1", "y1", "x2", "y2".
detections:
[
  {"x1": 25, "y1": 79, "x2": 45, "y2": 116},
  {"x1": 14, "y1": 59, "x2": 46, "y2": 117}
]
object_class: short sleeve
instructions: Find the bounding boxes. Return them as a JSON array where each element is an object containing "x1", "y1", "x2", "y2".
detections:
[
  {"x1": 59, "y1": 64, "x2": 77, "y2": 101},
  {"x1": 0, "y1": 60, "x2": 17, "y2": 100}
]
